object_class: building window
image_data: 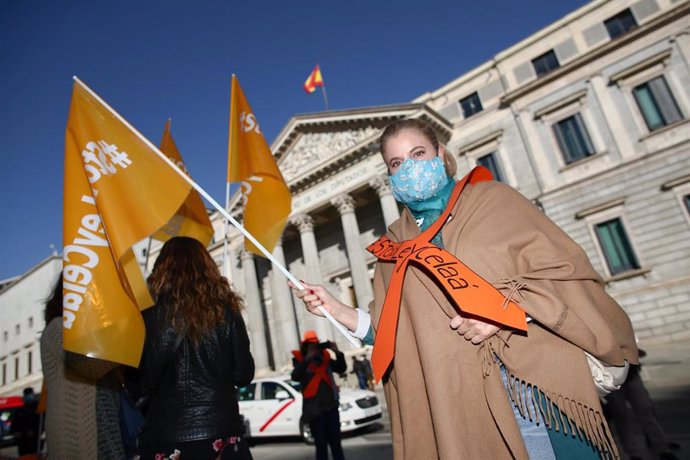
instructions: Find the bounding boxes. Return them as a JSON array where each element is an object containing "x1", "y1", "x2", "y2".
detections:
[
  {"x1": 553, "y1": 114, "x2": 595, "y2": 164},
  {"x1": 28, "y1": 317, "x2": 34, "y2": 329},
  {"x1": 261, "y1": 382, "x2": 282, "y2": 400},
  {"x1": 532, "y1": 50, "x2": 560, "y2": 77},
  {"x1": 28, "y1": 351, "x2": 33, "y2": 375},
  {"x1": 2, "y1": 331, "x2": 6, "y2": 342},
  {"x1": 238, "y1": 383, "x2": 256, "y2": 401},
  {"x1": 459, "y1": 92, "x2": 483, "y2": 118},
  {"x1": 15, "y1": 324, "x2": 20, "y2": 335},
  {"x1": 14, "y1": 358, "x2": 19, "y2": 381},
  {"x1": 595, "y1": 218, "x2": 640, "y2": 275},
  {"x1": 2, "y1": 363, "x2": 6, "y2": 385},
  {"x1": 684, "y1": 195, "x2": 690, "y2": 215},
  {"x1": 477, "y1": 153, "x2": 504, "y2": 182},
  {"x1": 633, "y1": 76, "x2": 683, "y2": 131},
  {"x1": 604, "y1": 9, "x2": 637, "y2": 39}
]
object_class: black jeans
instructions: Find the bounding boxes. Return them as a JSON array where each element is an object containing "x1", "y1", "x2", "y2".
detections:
[{"x1": 309, "y1": 407, "x2": 345, "y2": 460}]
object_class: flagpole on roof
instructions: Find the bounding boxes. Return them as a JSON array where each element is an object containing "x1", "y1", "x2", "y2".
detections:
[
  {"x1": 71, "y1": 76, "x2": 359, "y2": 348},
  {"x1": 318, "y1": 64, "x2": 329, "y2": 110}
]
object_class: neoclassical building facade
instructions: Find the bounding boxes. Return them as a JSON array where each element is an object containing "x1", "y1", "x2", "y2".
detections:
[{"x1": 204, "y1": 0, "x2": 690, "y2": 373}]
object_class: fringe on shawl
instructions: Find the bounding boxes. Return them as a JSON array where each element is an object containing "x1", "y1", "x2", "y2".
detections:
[
  {"x1": 494, "y1": 277, "x2": 619, "y2": 458},
  {"x1": 503, "y1": 370, "x2": 619, "y2": 459}
]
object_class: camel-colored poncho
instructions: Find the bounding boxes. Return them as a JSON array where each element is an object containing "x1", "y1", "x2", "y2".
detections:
[{"x1": 369, "y1": 180, "x2": 638, "y2": 459}]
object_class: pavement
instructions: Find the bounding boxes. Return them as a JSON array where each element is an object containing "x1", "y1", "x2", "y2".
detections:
[
  {"x1": 621, "y1": 338, "x2": 690, "y2": 460},
  {"x1": 1, "y1": 339, "x2": 688, "y2": 459}
]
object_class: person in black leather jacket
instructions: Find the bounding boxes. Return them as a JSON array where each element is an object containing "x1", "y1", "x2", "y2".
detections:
[{"x1": 134, "y1": 236, "x2": 255, "y2": 459}]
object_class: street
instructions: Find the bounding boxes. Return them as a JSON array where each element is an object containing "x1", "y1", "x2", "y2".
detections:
[
  {"x1": 249, "y1": 424, "x2": 392, "y2": 460},
  {"x1": 2, "y1": 340, "x2": 688, "y2": 459}
]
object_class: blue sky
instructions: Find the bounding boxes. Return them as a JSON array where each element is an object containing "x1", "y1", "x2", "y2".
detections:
[{"x1": 0, "y1": 0, "x2": 588, "y2": 280}]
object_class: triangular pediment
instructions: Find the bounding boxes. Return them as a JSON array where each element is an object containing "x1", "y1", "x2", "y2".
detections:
[{"x1": 272, "y1": 103, "x2": 452, "y2": 191}]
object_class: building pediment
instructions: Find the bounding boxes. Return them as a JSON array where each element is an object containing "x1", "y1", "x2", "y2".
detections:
[{"x1": 272, "y1": 103, "x2": 452, "y2": 192}]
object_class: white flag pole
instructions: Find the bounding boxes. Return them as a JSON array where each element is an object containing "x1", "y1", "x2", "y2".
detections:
[
  {"x1": 73, "y1": 76, "x2": 360, "y2": 348},
  {"x1": 222, "y1": 182, "x2": 230, "y2": 277}
]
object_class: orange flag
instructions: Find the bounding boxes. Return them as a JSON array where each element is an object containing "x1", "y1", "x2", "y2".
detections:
[
  {"x1": 303, "y1": 64, "x2": 324, "y2": 93},
  {"x1": 227, "y1": 75, "x2": 291, "y2": 255},
  {"x1": 63, "y1": 79, "x2": 192, "y2": 366},
  {"x1": 152, "y1": 120, "x2": 214, "y2": 245}
]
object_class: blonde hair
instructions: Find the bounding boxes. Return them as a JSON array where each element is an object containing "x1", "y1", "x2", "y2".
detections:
[{"x1": 379, "y1": 118, "x2": 456, "y2": 178}]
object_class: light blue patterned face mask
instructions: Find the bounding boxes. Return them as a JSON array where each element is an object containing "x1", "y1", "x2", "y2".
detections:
[{"x1": 389, "y1": 156, "x2": 449, "y2": 203}]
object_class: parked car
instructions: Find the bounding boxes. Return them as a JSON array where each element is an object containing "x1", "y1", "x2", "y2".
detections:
[
  {"x1": 0, "y1": 396, "x2": 23, "y2": 448},
  {"x1": 238, "y1": 375, "x2": 382, "y2": 444}
]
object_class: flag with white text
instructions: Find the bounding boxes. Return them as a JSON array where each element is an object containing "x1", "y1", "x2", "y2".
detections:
[
  {"x1": 227, "y1": 75, "x2": 291, "y2": 255},
  {"x1": 63, "y1": 79, "x2": 192, "y2": 366}
]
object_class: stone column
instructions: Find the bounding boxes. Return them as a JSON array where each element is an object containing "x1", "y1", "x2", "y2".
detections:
[
  {"x1": 241, "y1": 250, "x2": 270, "y2": 370},
  {"x1": 290, "y1": 213, "x2": 333, "y2": 341},
  {"x1": 369, "y1": 174, "x2": 400, "y2": 227},
  {"x1": 331, "y1": 193, "x2": 374, "y2": 311},
  {"x1": 270, "y1": 238, "x2": 300, "y2": 360},
  {"x1": 224, "y1": 245, "x2": 240, "y2": 289}
]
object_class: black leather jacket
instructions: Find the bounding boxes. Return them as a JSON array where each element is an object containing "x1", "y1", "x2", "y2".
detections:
[{"x1": 136, "y1": 303, "x2": 254, "y2": 446}]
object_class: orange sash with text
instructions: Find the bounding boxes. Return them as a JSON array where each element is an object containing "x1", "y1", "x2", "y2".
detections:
[{"x1": 366, "y1": 167, "x2": 528, "y2": 382}]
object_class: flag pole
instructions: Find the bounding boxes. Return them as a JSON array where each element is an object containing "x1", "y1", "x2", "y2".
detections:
[
  {"x1": 318, "y1": 64, "x2": 329, "y2": 110},
  {"x1": 320, "y1": 84, "x2": 329, "y2": 111},
  {"x1": 223, "y1": 182, "x2": 230, "y2": 277},
  {"x1": 72, "y1": 76, "x2": 359, "y2": 348},
  {"x1": 223, "y1": 76, "x2": 234, "y2": 279}
]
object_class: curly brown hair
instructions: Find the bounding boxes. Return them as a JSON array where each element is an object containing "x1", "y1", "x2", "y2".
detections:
[{"x1": 148, "y1": 236, "x2": 244, "y2": 343}]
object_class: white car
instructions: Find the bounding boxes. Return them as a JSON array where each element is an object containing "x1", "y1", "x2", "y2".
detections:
[{"x1": 238, "y1": 375, "x2": 383, "y2": 443}]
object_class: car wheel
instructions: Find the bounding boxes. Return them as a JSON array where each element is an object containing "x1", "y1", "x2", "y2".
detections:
[{"x1": 299, "y1": 418, "x2": 314, "y2": 445}]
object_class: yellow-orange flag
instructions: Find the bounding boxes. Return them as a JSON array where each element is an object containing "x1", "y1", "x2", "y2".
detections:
[
  {"x1": 152, "y1": 120, "x2": 214, "y2": 245},
  {"x1": 63, "y1": 79, "x2": 192, "y2": 366},
  {"x1": 227, "y1": 75, "x2": 291, "y2": 255}
]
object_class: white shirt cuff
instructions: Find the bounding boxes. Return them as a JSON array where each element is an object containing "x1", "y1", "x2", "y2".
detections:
[{"x1": 352, "y1": 309, "x2": 372, "y2": 340}]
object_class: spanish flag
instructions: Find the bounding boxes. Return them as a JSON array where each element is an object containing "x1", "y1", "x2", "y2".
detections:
[
  {"x1": 63, "y1": 79, "x2": 192, "y2": 366},
  {"x1": 303, "y1": 64, "x2": 324, "y2": 94},
  {"x1": 152, "y1": 120, "x2": 214, "y2": 246},
  {"x1": 227, "y1": 75, "x2": 291, "y2": 255}
]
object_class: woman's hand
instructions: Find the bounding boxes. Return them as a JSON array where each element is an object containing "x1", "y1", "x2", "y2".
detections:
[
  {"x1": 450, "y1": 314, "x2": 500, "y2": 344},
  {"x1": 288, "y1": 280, "x2": 359, "y2": 332}
]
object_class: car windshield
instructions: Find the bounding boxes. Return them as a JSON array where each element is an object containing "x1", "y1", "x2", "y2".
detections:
[{"x1": 284, "y1": 379, "x2": 301, "y2": 392}]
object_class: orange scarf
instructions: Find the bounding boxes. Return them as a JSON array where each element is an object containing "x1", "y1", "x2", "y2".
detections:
[{"x1": 366, "y1": 167, "x2": 528, "y2": 382}]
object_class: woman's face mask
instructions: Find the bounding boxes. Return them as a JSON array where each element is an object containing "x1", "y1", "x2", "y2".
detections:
[
  {"x1": 381, "y1": 128, "x2": 448, "y2": 203},
  {"x1": 389, "y1": 156, "x2": 449, "y2": 203}
]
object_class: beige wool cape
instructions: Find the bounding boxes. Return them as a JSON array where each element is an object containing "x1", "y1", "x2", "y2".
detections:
[{"x1": 369, "y1": 180, "x2": 638, "y2": 459}]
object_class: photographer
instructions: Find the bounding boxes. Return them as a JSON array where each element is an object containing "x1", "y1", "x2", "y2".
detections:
[{"x1": 291, "y1": 331, "x2": 346, "y2": 460}]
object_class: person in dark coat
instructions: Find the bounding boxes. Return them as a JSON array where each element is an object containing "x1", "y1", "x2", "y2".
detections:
[
  {"x1": 351, "y1": 355, "x2": 373, "y2": 390},
  {"x1": 10, "y1": 387, "x2": 40, "y2": 456},
  {"x1": 291, "y1": 330, "x2": 346, "y2": 460},
  {"x1": 133, "y1": 236, "x2": 255, "y2": 459}
]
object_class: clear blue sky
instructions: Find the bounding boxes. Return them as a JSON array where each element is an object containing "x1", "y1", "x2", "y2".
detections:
[{"x1": 0, "y1": 0, "x2": 588, "y2": 280}]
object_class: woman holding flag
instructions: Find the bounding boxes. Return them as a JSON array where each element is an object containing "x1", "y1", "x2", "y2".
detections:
[{"x1": 291, "y1": 118, "x2": 638, "y2": 459}]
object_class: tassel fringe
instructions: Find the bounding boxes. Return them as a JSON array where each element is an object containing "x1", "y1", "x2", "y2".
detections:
[{"x1": 504, "y1": 371, "x2": 618, "y2": 459}]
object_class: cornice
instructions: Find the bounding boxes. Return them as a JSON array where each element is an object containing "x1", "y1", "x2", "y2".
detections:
[{"x1": 500, "y1": 2, "x2": 690, "y2": 106}]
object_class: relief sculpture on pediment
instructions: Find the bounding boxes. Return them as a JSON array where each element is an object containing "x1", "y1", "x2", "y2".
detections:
[{"x1": 281, "y1": 126, "x2": 378, "y2": 182}]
